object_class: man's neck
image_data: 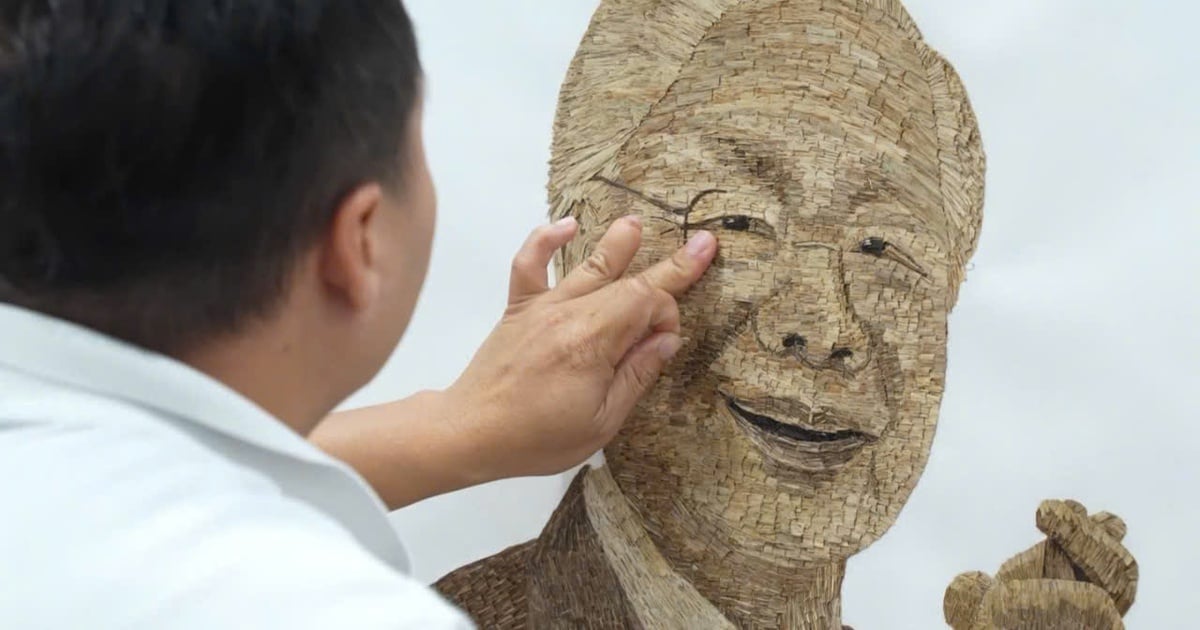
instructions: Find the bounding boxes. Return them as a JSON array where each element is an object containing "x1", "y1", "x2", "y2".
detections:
[
  {"x1": 181, "y1": 325, "x2": 339, "y2": 436},
  {"x1": 583, "y1": 466, "x2": 847, "y2": 629}
]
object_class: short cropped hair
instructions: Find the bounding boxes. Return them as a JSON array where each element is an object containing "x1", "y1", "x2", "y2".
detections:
[{"x1": 0, "y1": 0, "x2": 422, "y2": 353}]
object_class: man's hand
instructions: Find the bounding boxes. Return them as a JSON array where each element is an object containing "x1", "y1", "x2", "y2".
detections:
[
  {"x1": 310, "y1": 216, "x2": 715, "y2": 509},
  {"x1": 944, "y1": 500, "x2": 1139, "y2": 630},
  {"x1": 443, "y1": 215, "x2": 717, "y2": 481}
]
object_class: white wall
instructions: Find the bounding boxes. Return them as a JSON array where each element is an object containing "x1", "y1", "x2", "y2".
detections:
[{"x1": 345, "y1": 1, "x2": 1200, "y2": 627}]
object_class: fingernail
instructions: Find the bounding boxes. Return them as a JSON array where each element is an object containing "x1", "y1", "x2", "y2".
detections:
[
  {"x1": 685, "y1": 231, "x2": 716, "y2": 258},
  {"x1": 658, "y1": 334, "x2": 683, "y2": 360},
  {"x1": 554, "y1": 216, "x2": 578, "y2": 229},
  {"x1": 623, "y1": 215, "x2": 643, "y2": 228}
]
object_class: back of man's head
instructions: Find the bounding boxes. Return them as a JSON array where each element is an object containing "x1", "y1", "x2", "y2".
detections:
[{"x1": 0, "y1": 0, "x2": 422, "y2": 355}]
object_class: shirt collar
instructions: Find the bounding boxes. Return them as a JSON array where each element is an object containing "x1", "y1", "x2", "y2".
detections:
[
  {"x1": 0, "y1": 302, "x2": 334, "y2": 467},
  {"x1": 583, "y1": 466, "x2": 736, "y2": 629}
]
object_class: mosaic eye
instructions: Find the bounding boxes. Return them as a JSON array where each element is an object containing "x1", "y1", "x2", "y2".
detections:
[
  {"x1": 721, "y1": 216, "x2": 753, "y2": 231},
  {"x1": 859, "y1": 237, "x2": 889, "y2": 256},
  {"x1": 695, "y1": 214, "x2": 773, "y2": 237},
  {"x1": 693, "y1": 214, "x2": 774, "y2": 241}
]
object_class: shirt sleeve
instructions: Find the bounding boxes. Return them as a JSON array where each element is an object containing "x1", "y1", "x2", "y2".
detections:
[{"x1": 127, "y1": 496, "x2": 478, "y2": 630}]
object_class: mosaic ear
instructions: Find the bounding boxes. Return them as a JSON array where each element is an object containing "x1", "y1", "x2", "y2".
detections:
[{"x1": 922, "y1": 51, "x2": 987, "y2": 302}]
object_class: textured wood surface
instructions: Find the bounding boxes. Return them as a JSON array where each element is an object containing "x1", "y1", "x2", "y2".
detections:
[
  {"x1": 437, "y1": 0, "x2": 1136, "y2": 627},
  {"x1": 944, "y1": 501, "x2": 1139, "y2": 630},
  {"x1": 436, "y1": 469, "x2": 640, "y2": 628}
]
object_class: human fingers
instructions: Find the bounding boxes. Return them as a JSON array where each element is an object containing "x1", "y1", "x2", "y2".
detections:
[
  {"x1": 584, "y1": 278, "x2": 682, "y2": 366},
  {"x1": 593, "y1": 331, "x2": 683, "y2": 437},
  {"x1": 635, "y1": 230, "x2": 717, "y2": 297},
  {"x1": 552, "y1": 216, "x2": 643, "y2": 300},
  {"x1": 508, "y1": 217, "x2": 579, "y2": 304}
]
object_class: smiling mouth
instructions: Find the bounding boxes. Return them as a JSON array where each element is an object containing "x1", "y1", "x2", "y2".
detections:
[
  {"x1": 723, "y1": 395, "x2": 877, "y2": 470},
  {"x1": 727, "y1": 398, "x2": 866, "y2": 444}
]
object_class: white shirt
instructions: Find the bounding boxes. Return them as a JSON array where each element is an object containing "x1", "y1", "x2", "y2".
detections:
[{"x1": 0, "y1": 304, "x2": 473, "y2": 629}]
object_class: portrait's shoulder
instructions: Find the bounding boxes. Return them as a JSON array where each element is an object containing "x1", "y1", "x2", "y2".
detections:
[
  {"x1": 434, "y1": 468, "x2": 633, "y2": 629},
  {"x1": 434, "y1": 540, "x2": 536, "y2": 629},
  {"x1": 433, "y1": 468, "x2": 593, "y2": 609}
]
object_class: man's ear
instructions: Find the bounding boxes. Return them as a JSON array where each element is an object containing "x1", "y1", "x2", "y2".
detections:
[{"x1": 320, "y1": 183, "x2": 385, "y2": 311}]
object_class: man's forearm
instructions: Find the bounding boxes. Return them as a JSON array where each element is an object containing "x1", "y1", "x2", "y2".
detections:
[{"x1": 309, "y1": 391, "x2": 495, "y2": 510}]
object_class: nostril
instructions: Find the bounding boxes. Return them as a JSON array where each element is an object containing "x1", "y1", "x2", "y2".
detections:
[
  {"x1": 782, "y1": 334, "x2": 806, "y2": 350},
  {"x1": 830, "y1": 347, "x2": 854, "y2": 361}
]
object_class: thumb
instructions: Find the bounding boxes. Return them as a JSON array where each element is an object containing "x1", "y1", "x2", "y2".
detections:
[{"x1": 597, "y1": 332, "x2": 683, "y2": 433}]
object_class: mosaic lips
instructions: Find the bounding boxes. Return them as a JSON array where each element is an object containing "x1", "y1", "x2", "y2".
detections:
[{"x1": 721, "y1": 393, "x2": 879, "y2": 472}]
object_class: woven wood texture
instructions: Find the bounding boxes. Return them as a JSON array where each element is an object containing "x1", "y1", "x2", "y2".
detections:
[{"x1": 437, "y1": 1, "x2": 1136, "y2": 627}]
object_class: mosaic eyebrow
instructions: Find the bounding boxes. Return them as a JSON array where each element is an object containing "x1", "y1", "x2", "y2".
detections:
[
  {"x1": 592, "y1": 175, "x2": 725, "y2": 239},
  {"x1": 859, "y1": 237, "x2": 929, "y2": 279}
]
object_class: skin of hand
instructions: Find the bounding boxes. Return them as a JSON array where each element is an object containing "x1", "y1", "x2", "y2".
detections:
[
  {"x1": 944, "y1": 500, "x2": 1139, "y2": 630},
  {"x1": 311, "y1": 216, "x2": 718, "y2": 509},
  {"x1": 443, "y1": 215, "x2": 717, "y2": 480}
]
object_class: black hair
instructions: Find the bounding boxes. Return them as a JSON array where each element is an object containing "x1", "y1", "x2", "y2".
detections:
[{"x1": 0, "y1": 0, "x2": 422, "y2": 354}]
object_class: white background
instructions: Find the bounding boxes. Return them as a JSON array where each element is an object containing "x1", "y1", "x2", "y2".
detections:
[{"x1": 345, "y1": 1, "x2": 1199, "y2": 627}]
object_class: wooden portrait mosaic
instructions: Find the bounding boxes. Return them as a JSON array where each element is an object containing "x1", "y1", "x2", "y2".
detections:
[{"x1": 436, "y1": 1, "x2": 1137, "y2": 627}]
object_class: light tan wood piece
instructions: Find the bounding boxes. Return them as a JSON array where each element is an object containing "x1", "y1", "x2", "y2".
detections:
[
  {"x1": 437, "y1": 1, "x2": 1136, "y2": 627},
  {"x1": 945, "y1": 501, "x2": 1139, "y2": 630}
]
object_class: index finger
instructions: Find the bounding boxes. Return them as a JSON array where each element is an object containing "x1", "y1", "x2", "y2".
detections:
[
  {"x1": 637, "y1": 230, "x2": 718, "y2": 297},
  {"x1": 553, "y1": 216, "x2": 644, "y2": 300}
]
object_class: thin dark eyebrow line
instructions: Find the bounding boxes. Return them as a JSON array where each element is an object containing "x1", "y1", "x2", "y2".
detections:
[
  {"x1": 592, "y1": 176, "x2": 680, "y2": 215},
  {"x1": 684, "y1": 188, "x2": 726, "y2": 211},
  {"x1": 882, "y1": 246, "x2": 929, "y2": 279},
  {"x1": 591, "y1": 176, "x2": 725, "y2": 215},
  {"x1": 591, "y1": 176, "x2": 725, "y2": 239}
]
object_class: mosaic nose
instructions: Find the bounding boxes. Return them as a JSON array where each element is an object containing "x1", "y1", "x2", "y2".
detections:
[{"x1": 754, "y1": 253, "x2": 870, "y2": 372}]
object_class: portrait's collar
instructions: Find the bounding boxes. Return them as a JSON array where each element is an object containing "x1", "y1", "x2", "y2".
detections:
[{"x1": 582, "y1": 466, "x2": 736, "y2": 629}]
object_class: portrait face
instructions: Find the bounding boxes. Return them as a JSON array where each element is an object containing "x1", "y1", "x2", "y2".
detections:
[{"x1": 556, "y1": 0, "x2": 982, "y2": 566}]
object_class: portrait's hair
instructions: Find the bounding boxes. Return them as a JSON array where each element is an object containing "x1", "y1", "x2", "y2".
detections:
[
  {"x1": 549, "y1": 0, "x2": 985, "y2": 300},
  {"x1": 0, "y1": 0, "x2": 422, "y2": 354}
]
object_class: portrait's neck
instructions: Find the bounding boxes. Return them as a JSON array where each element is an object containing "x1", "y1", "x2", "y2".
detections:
[{"x1": 583, "y1": 466, "x2": 848, "y2": 630}]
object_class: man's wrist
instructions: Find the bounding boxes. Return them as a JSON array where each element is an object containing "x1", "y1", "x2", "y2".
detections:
[
  {"x1": 431, "y1": 385, "x2": 511, "y2": 488},
  {"x1": 316, "y1": 389, "x2": 509, "y2": 509}
]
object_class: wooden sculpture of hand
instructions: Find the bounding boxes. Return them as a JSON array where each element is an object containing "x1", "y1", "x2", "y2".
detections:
[{"x1": 944, "y1": 500, "x2": 1139, "y2": 630}]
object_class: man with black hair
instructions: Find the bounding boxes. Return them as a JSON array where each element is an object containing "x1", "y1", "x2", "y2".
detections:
[{"x1": 0, "y1": 2, "x2": 717, "y2": 627}]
